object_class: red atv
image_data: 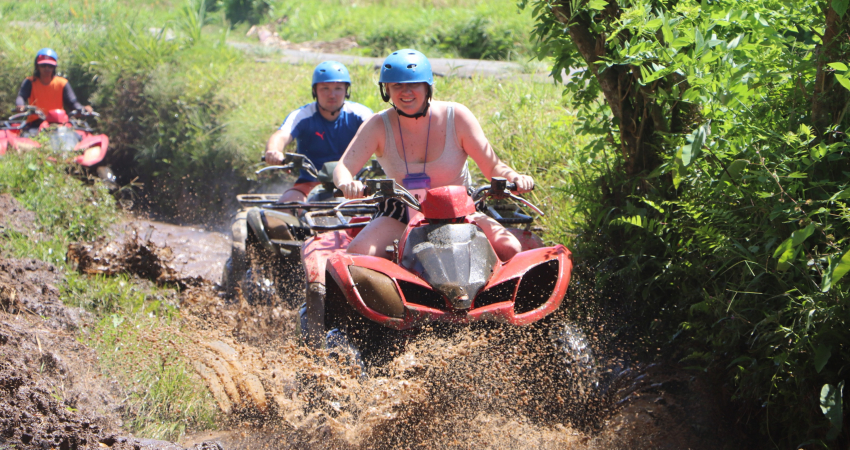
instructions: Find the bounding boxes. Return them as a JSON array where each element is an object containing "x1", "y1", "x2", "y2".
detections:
[
  {"x1": 0, "y1": 106, "x2": 116, "y2": 188},
  {"x1": 299, "y1": 178, "x2": 594, "y2": 373}
]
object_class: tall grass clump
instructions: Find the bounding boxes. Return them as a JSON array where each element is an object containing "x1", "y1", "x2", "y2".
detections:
[{"x1": 73, "y1": 15, "x2": 252, "y2": 222}]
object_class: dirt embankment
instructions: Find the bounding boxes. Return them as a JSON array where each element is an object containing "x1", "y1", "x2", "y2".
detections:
[
  {"x1": 0, "y1": 256, "x2": 223, "y2": 450},
  {"x1": 0, "y1": 194, "x2": 220, "y2": 449}
]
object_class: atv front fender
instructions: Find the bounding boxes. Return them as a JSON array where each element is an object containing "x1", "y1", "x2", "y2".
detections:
[
  {"x1": 325, "y1": 245, "x2": 573, "y2": 330},
  {"x1": 246, "y1": 208, "x2": 275, "y2": 254},
  {"x1": 221, "y1": 210, "x2": 249, "y2": 297},
  {"x1": 73, "y1": 134, "x2": 109, "y2": 166}
]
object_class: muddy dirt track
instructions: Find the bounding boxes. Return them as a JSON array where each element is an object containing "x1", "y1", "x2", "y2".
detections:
[{"x1": 0, "y1": 191, "x2": 758, "y2": 449}]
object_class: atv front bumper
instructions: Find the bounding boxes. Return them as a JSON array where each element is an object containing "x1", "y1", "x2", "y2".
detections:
[{"x1": 326, "y1": 246, "x2": 572, "y2": 330}]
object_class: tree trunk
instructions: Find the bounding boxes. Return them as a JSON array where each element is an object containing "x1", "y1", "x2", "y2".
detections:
[
  {"x1": 553, "y1": 2, "x2": 660, "y2": 180},
  {"x1": 812, "y1": 2, "x2": 849, "y2": 140}
]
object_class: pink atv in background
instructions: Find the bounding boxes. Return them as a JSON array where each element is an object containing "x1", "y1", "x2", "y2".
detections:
[{"x1": 0, "y1": 105, "x2": 117, "y2": 189}]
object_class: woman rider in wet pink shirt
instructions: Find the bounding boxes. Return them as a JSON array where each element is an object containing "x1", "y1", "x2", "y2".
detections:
[{"x1": 333, "y1": 49, "x2": 534, "y2": 261}]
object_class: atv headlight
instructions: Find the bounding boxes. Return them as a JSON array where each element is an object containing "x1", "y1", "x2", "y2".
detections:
[{"x1": 349, "y1": 266, "x2": 404, "y2": 318}]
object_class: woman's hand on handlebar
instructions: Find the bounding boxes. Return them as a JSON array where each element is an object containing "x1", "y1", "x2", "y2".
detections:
[
  {"x1": 511, "y1": 174, "x2": 535, "y2": 194},
  {"x1": 338, "y1": 180, "x2": 366, "y2": 199},
  {"x1": 264, "y1": 150, "x2": 284, "y2": 165}
]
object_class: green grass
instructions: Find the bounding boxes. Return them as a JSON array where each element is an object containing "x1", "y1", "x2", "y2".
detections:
[
  {"x1": 0, "y1": 0, "x2": 539, "y2": 61},
  {"x1": 62, "y1": 273, "x2": 219, "y2": 441},
  {"x1": 0, "y1": 146, "x2": 117, "y2": 266},
  {"x1": 246, "y1": 0, "x2": 538, "y2": 60}
]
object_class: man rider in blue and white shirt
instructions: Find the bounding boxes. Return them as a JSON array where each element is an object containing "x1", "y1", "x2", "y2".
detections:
[{"x1": 264, "y1": 61, "x2": 372, "y2": 203}]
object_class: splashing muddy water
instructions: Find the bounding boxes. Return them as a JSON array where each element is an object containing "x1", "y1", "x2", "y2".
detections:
[{"x1": 106, "y1": 219, "x2": 746, "y2": 449}]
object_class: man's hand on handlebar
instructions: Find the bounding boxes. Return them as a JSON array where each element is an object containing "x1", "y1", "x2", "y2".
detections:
[
  {"x1": 264, "y1": 150, "x2": 285, "y2": 166},
  {"x1": 15, "y1": 105, "x2": 25, "y2": 113},
  {"x1": 511, "y1": 174, "x2": 535, "y2": 194},
  {"x1": 338, "y1": 180, "x2": 365, "y2": 199}
]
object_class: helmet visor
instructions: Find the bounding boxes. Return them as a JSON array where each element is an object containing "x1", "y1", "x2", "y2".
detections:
[{"x1": 36, "y1": 55, "x2": 57, "y2": 66}]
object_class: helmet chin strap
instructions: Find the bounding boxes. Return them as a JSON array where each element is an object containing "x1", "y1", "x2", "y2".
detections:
[
  {"x1": 318, "y1": 101, "x2": 344, "y2": 117},
  {"x1": 393, "y1": 100, "x2": 430, "y2": 120}
]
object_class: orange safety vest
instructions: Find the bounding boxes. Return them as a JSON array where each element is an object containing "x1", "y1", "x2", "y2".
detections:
[{"x1": 27, "y1": 76, "x2": 67, "y2": 122}]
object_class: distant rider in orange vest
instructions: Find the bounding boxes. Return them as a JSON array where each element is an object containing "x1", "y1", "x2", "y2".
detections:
[{"x1": 14, "y1": 48, "x2": 93, "y2": 135}]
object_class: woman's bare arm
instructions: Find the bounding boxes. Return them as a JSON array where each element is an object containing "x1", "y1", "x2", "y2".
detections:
[
  {"x1": 453, "y1": 103, "x2": 534, "y2": 192},
  {"x1": 334, "y1": 113, "x2": 385, "y2": 198}
]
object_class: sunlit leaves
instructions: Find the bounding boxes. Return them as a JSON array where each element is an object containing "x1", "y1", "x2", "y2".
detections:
[
  {"x1": 820, "y1": 382, "x2": 844, "y2": 440},
  {"x1": 821, "y1": 248, "x2": 850, "y2": 292},
  {"x1": 773, "y1": 223, "x2": 817, "y2": 271}
]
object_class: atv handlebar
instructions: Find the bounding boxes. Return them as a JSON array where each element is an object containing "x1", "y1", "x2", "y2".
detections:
[
  {"x1": 473, "y1": 177, "x2": 543, "y2": 217},
  {"x1": 256, "y1": 152, "x2": 320, "y2": 179},
  {"x1": 70, "y1": 109, "x2": 100, "y2": 118},
  {"x1": 334, "y1": 179, "x2": 421, "y2": 212}
]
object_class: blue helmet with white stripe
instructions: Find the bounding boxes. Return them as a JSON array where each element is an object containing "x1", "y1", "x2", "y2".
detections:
[{"x1": 35, "y1": 48, "x2": 58, "y2": 65}]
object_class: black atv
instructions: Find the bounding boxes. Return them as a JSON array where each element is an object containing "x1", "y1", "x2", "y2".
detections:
[{"x1": 221, "y1": 153, "x2": 383, "y2": 306}]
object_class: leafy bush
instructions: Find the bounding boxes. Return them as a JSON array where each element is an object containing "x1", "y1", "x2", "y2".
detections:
[
  {"x1": 222, "y1": 0, "x2": 272, "y2": 24},
  {"x1": 524, "y1": 0, "x2": 850, "y2": 446},
  {"x1": 439, "y1": 16, "x2": 518, "y2": 60}
]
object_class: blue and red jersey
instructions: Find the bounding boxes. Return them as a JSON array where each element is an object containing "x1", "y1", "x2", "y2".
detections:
[{"x1": 279, "y1": 101, "x2": 372, "y2": 182}]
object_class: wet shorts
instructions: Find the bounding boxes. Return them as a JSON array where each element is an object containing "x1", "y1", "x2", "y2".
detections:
[{"x1": 373, "y1": 198, "x2": 409, "y2": 224}]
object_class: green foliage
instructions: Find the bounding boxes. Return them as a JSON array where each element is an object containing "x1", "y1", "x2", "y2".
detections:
[
  {"x1": 64, "y1": 6, "x2": 250, "y2": 221},
  {"x1": 222, "y1": 0, "x2": 272, "y2": 24},
  {"x1": 0, "y1": 147, "x2": 117, "y2": 264},
  {"x1": 260, "y1": 0, "x2": 535, "y2": 60},
  {"x1": 524, "y1": 0, "x2": 850, "y2": 445}
]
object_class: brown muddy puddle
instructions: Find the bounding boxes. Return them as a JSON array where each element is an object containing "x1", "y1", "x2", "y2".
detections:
[
  {"x1": 116, "y1": 219, "x2": 231, "y2": 282},
  {"x1": 174, "y1": 287, "x2": 742, "y2": 450}
]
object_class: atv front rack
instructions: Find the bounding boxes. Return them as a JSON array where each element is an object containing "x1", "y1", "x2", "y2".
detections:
[{"x1": 303, "y1": 208, "x2": 375, "y2": 231}]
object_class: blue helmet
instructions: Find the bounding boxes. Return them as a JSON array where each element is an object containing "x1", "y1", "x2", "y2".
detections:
[
  {"x1": 35, "y1": 48, "x2": 59, "y2": 65},
  {"x1": 378, "y1": 49, "x2": 433, "y2": 102},
  {"x1": 379, "y1": 49, "x2": 433, "y2": 85},
  {"x1": 312, "y1": 61, "x2": 351, "y2": 99}
]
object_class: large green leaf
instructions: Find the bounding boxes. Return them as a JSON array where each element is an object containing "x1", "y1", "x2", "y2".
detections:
[
  {"x1": 833, "y1": 0, "x2": 848, "y2": 18},
  {"x1": 821, "y1": 247, "x2": 850, "y2": 292},
  {"x1": 820, "y1": 382, "x2": 844, "y2": 440},
  {"x1": 814, "y1": 345, "x2": 832, "y2": 373},
  {"x1": 773, "y1": 223, "x2": 817, "y2": 271},
  {"x1": 720, "y1": 159, "x2": 748, "y2": 183},
  {"x1": 836, "y1": 74, "x2": 850, "y2": 92}
]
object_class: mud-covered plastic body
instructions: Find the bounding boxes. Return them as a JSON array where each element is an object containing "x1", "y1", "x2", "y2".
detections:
[
  {"x1": 300, "y1": 181, "x2": 574, "y2": 355},
  {"x1": 222, "y1": 154, "x2": 382, "y2": 304},
  {"x1": 0, "y1": 108, "x2": 109, "y2": 169}
]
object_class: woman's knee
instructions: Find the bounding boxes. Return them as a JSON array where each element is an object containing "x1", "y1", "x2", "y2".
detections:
[
  {"x1": 347, "y1": 217, "x2": 404, "y2": 257},
  {"x1": 471, "y1": 213, "x2": 522, "y2": 260}
]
